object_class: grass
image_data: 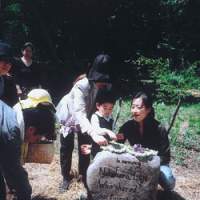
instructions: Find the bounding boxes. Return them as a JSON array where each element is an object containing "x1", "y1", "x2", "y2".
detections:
[{"x1": 114, "y1": 99, "x2": 200, "y2": 165}]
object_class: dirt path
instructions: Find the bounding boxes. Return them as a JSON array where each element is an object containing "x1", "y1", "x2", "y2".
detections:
[{"x1": 24, "y1": 148, "x2": 200, "y2": 200}]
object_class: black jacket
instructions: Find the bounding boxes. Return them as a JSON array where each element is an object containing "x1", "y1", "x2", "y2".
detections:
[
  {"x1": 12, "y1": 58, "x2": 42, "y2": 94},
  {"x1": 119, "y1": 116, "x2": 170, "y2": 165}
]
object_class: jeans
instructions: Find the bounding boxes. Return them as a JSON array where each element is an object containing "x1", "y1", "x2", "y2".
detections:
[{"x1": 159, "y1": 165, "x2": 176, "y2": 191}]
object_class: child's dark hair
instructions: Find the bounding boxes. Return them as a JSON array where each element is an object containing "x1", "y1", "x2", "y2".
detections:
[
  {"x1": 23, "y1": 105, "x2": 56, "y2": 140},
  {"x1": 96, "y1": 89, "x2": 116, "y2": 105}
]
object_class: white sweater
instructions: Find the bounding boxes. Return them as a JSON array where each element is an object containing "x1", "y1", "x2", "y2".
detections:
[{"x1": 56, "y1": 77, "x2": 99, "y2": 137}]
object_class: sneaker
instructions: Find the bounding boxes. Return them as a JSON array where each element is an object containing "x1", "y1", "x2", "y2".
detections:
[{"x1": 59, "y1": 179, "x2": 71, "y2": 193}]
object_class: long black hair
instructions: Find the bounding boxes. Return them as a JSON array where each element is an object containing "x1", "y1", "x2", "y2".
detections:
[
  {"x1": 87, "y1": 54, "x2": 113, "y2": 83},
  {"x1": 132, "y1": 91, "x2": 155, "y2": 118}
]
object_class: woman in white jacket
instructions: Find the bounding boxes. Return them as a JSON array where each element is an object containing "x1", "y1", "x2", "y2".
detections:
[{"x1": 56, "y1": 54, "x2": 116, "y2": 191}]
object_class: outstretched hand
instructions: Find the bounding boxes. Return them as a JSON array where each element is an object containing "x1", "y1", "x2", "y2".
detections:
[
  {"x1": 92, "y1": 134, "x2": 108, "y2": 146},
  {"x1": 91, "y1": 129, "x2": 117, "y2": 146},
  {"x1": 103, "y1": 129, "x2": 117, "y2": 141}
]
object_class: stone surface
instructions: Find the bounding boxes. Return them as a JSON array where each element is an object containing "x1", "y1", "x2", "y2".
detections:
[{"x1": 87, "y1": 151, "x2": 160, "y2": 200}]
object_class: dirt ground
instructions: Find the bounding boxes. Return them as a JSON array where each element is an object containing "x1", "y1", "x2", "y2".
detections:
[{"x1": 23, "y1": 139, "x2": 200, "y2": 200}]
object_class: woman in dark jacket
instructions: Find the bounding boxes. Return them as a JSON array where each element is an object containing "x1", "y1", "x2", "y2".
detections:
[{"x1": 118, "y1": 92, "x2": 176, "y2": 191}]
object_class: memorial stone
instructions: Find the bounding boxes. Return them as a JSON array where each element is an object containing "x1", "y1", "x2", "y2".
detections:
[{"x1": 87, "y1": 143, "x2": 160, "y2": 200}]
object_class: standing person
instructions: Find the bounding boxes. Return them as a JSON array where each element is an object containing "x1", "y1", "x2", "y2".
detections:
[
  {"x1": 90, "y1": 89, "x2": 116, "y2": 158},
  {"x1": 0, "y1": 41, "x2": 18, "y2": 106},
  {"x1": 117, "y1": 92, "x2": 176, "y2": 191},
  {"x1": 0, "y1": 99, "x2": 30, "y2": 200},
  {"x1": 0, "y1": 89, "x2": 56, "y2": 200},
  {"x1": 13, "y1": 42, "x2": 42, "y2": 99},
  {"x1": 56, "y1": 54, "x2": 116, "y2": 191},
  {"x1": 0, "y1": 41, "x2": 17, "y2": 199}
]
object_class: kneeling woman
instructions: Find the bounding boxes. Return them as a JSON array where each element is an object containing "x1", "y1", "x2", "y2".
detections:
[{"x1": 117, "y1": 92, "x2": 176, "y2": 191}]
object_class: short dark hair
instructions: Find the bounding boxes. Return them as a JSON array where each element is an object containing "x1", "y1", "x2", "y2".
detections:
[
  {"x1": 23, "y1": 106, "x2": 56, "y2": 140},
  {"x1": 96, "y1": 89, "x2": 116, "y2": 105},
  {"x1": 21, "y1": 42, "x2": 34, "y2": 51}
]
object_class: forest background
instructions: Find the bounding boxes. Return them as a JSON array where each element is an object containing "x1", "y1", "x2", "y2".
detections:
[
  {"x1": 0, "y1": 0, "x2": 200, "y2": 102},
  {"x1": 1, "y1": 1, "x2": 200, "y2": 199}
]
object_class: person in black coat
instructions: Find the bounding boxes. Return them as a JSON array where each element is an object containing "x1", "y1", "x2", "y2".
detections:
[{"x1": 117, "y1": 92, "x2": 176, "y2": 191}]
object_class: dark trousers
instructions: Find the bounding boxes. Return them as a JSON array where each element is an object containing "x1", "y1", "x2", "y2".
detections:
[
  {"x1": 0, "y1": 172, "x2": 6, "y2": 200},
  {"x1": 60, "y1": 132, "x2": 91, "y2": 182},
  {"x1": 0, "y1": 144, "x2": 32, "y2": 200},
  {"x1": 91, "y1": 142, "x2": 101, "y2": 159}
]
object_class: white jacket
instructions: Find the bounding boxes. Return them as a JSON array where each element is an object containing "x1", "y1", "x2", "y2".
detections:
[
  {"x1": 56, "y1": 77, "x2": 99, "y2": 137},
  {"x1": 56, "y1": 77, "x2": 115, "y2": 140}
]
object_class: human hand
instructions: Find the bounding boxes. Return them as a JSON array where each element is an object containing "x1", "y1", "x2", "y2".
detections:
[
  {"x1": 103, "y1": 129, "x2": 117, "y2": 141},
  {"x1": 80, "y1": 144, "x2": 92, "y2": 155},
  {"x1": 116, "y1": 133, "x2": 124, "y2": 141},
  {"x1": 95, "y1": 128, "x2": 116, "y2": 139},
  {"x1": 16, "y1": 85, "x2": 22, "y2": 96},
  {"x1": 92, "y1": 134, "x2": 108, "y2": 146}
]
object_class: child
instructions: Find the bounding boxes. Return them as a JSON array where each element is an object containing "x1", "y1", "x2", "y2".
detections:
[
  {"x1": 90, "y1": 89, "x2": 116, "y2": 157},
  {"x1": 78, "y1": 89, "x2": 116, "y2": 199}
]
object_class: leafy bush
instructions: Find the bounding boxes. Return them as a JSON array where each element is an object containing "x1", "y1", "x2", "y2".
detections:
[{"x1": 135, "y1": 56, "x2": 200, "y2": 103}]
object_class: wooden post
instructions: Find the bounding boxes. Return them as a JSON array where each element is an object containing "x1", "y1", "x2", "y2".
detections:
[{"x1": 167, "y1": 98, "x2": 182, "y2": 134}]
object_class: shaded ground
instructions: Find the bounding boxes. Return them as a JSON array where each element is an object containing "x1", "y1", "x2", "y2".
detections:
[
  {"x1": 23, "y1": 144, "x2": 200, "y2": 200},
  {"x1": 6, "y1": 130, "x2": 199, "y2": 200}
]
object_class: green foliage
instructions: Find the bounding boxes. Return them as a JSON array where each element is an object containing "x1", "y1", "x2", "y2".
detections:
[
  {"x1": 171, "y1": 146, "x2": 188, "y2": 165},
  {"x1": 135, "y1": 56, "x2": 200, "y2": 103},
  {"x1": 1, "y1": 2, "x2": 29, "y2": 50},
  {"x1": 113, "y1": 99, "x2": 132, "y2": 131},
  {"x1": 155, "y1": 102, "x2": 200, "y2": 165},
  {"x1": 1, "y1": 0, "x2": 200, "y2": 65},
  {"x1": 5, "y1": 3, "x2": 22, "y2": 16}
]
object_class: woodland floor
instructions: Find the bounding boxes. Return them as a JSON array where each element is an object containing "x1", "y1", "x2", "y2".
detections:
[{"x1": 21, "y1": 137, "x2": 200, "y2": 200}]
